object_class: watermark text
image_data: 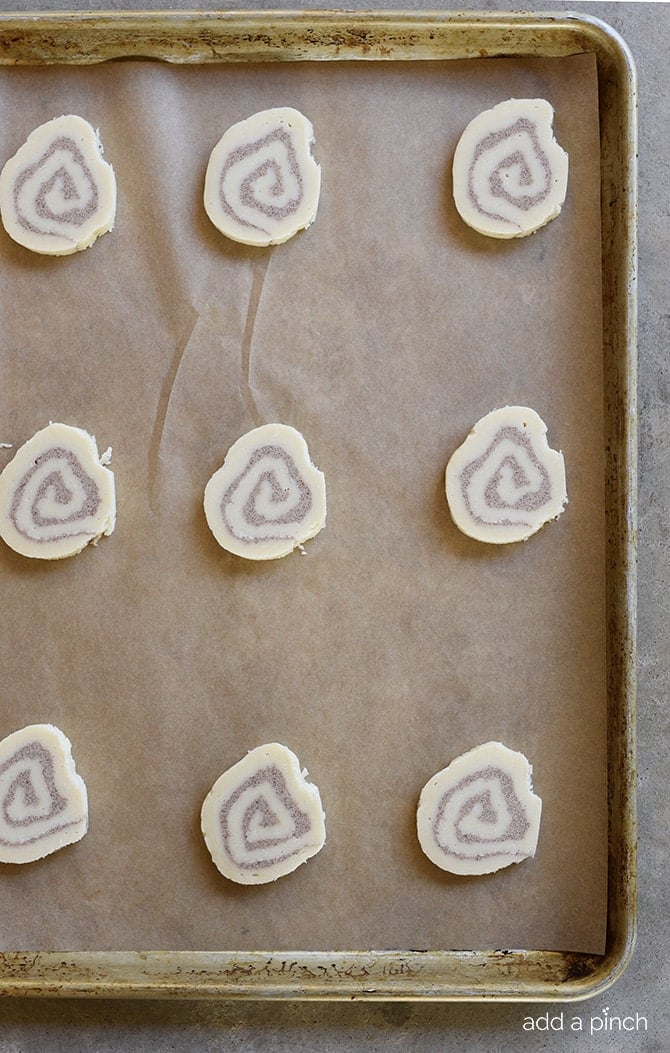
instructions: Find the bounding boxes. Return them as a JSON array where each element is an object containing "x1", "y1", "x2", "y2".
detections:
[{"x1": 523, "y1": 1007, "x2": 648, "y2": 1036}]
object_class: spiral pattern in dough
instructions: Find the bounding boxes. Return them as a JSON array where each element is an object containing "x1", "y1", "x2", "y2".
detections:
[
  {"x1": 417, "y1": 742, "x2": 542, "y2": 875},
  {"x1": 453, "y1": 99, "x2": 568, "y2": 238},
  {"x1": 204, "y1": 108, "x2": 321, "y2": 246},
  {"x1": 0, "y1": 422, "x2": 116, "y2": 560},
  {"x1": 0, "y1": 724, "x2": 88, "y2": 864},
  {"x1": 445, "y1": 406, "x2": 567, "y2": 544},
  {"x1": 201, "y1": 743, "x2": 326, "y2": 884},
  {"x1": 0, "y1": 115, "x2": 116, "y2": 255},
  {"x1": 204, "y1": 423, "x2": 326, "y2": 560}
]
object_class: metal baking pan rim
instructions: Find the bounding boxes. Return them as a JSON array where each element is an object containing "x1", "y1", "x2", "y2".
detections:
[{"x1": 0, "y1": 8, "x2": 637, "y2": 1001}]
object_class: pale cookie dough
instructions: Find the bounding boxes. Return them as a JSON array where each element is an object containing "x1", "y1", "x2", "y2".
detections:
[
  {"x1": 0, "y1": 724, "x2": 88, "y2": 864},
  {"x1": 452, "y1": 98, "x2": 568, "y2": 239},
  {"x1": 201, "y1": 743, "x2": 326, "y2": 885},
  {"x1": 445, "y1": 406, "x2": 567, "y2": 544},
  {"x1": 0, "y1": 422, "x2": 116, "y2": 560},
  {"x1": 204, "y1": 423, "x2": 326, "y2": 560},
  {"x1": 204, "y1": 107, "x2": 321, "y2": 246},
  {"x1": 417, "y1": 741, "x2": 542, "y2": 876},
  {"x1": 0, "y1": 115, "x2": 116, "y2": 255}
]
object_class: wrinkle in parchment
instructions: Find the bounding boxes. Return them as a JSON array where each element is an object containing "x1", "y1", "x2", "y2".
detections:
[
  {"x1": 147, "y1": 305, "x2": 199, "y2": 511},
  {"x1": 239, "y1": 249, "x2": 275, "y2": 427},
  {"x1": 146, "y1": 250, "x2": 275, "y2": 509}
]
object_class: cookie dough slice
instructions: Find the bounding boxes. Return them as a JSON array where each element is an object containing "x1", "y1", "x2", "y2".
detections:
[
  {"x1": 417, "y1": 741, "x2": 542, "y2": 876},
  {"x1": 0, "y1": 724, "x2": 88, "y2": 864},
  {"x1": 0, "y1": 114, "x2": 116, "y2": 255},
  {"x1": 445, "y1": 406, "x2": 567, "y2": 544},
  {"x1": 453, "y1": 98, "x2": 568, "y2": 238},
  {"x1": 0, "y1": 422, "x2": 116, "y2": 560},
  {"x1": 204, "y1": 423, "x2": 326, "y2": 560},
  {"x1": 204, "y1": 107, "x2": 321, "y2": 246},
  {"x1": 201, "y1": 743, "x2": 326, "y2": 885}
]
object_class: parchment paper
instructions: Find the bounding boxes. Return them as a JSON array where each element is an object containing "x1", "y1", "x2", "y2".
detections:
[{"x1": 0, "y1": 51, "x2": 606, "y2": 954}]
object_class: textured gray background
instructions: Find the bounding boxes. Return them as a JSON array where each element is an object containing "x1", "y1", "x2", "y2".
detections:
[{"x1": 0, "y1": 1, "x2": 667, "y2": 1050}]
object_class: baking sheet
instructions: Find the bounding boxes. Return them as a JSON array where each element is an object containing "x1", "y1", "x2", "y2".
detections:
[{"x1": 0, "y1": 42, "x2": 608, "y2": 958}]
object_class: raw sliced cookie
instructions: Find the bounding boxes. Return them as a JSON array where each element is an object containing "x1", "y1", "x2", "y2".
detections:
[
  {"x1": 204, "y1": 423, "x2": 326, "y2": 560},
  {"x1": 452, "y1": 98, "x2": 568, "y2": 239},
  {"x1": 0, "y1": 114, "x2": 116, "y2": 255},
  {"x1": 417, "y1": 741, "x2": 542, "y2": 876},
  {"x1": 445, "y1": 406, "x2": 567, "y2": 544},
  {"x1": 204, "y1": 107, "x2": 321, "y2": 246},
  {"x1": 0, "y1": 723, "x2": 88, "y2": 864},
  {"x1": 0, "y1": 422, "x2": 116, "y2": 560},
  {"x1": 201, "y1": 742, "x2": 326, "y2": 885}
]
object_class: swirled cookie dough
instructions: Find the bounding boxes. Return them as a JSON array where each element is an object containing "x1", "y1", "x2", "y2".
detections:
[
  {"x1": 201, "y1": 743, "x2": 326, "y2": 885},
  {"x1": 204, "y1": 107, "x2": 321, "y2": 246},
  {"x1": 204, "y1": 423, "x2": 326, "y2": 560},
  {"x1": 0, "y1": 724, "x2": 88, "y2": 864},
  {"x1": 445, "y1": 406, "x2": 567, "y2": 544},
  {"x1": 0, "y1": 422, "x2": 116, "y2": 560},
  {"x1": 453, "y1": 98, "x2": 568, "y2": 238},
  {"x1": 0, "y1": 115, "x2": 116, "y2": 255},
  {"x1": 417, "y1": 742, "x2": 542, "y2": 876}
]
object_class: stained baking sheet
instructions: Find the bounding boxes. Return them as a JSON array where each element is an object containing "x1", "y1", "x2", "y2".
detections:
[{"x1": 0, "y1": 11, "x2": 636, "y2": 1000}]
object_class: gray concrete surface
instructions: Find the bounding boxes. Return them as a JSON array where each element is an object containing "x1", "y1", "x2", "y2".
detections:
[{"x1": 0, "y1": 1, "x2": 667, "y2": 1049}]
